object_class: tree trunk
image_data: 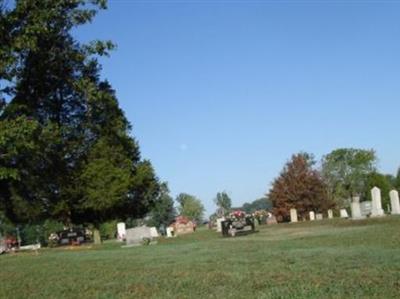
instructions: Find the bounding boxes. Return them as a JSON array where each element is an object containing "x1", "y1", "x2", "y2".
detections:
[{"x1": 93, "y1": 228, "x2": 101, "y2": 245}]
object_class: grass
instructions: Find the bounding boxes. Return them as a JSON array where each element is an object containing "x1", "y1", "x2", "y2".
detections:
[{"x1": 1, "y1": 216, "x2": 400, "y2": 298}]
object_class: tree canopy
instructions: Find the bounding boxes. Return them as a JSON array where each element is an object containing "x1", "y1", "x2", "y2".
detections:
[
  {"x1": 321, "y1": 148, "x2": 376, "y2": 206},
  {"x1": 176, "y1": 193, "x2": 204, "y2": 223},
  {"x1": 214, "y1": 191, "x2": 232, "y2": 216},
  {"x1": 269, "y1": 153, "x2": 334, "y2": 222},
  {"x1": 0, "y1": 0, "x2": 160, "y2": 232}
]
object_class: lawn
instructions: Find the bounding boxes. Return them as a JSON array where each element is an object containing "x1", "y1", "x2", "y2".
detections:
[{"x1": 1, "y1": 216, "x2": 400, "y2": 299}]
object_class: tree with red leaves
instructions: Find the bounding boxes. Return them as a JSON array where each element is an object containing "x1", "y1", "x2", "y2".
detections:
[{"x1": 268, "y1": 153, "x2": 334, "y2": 222}]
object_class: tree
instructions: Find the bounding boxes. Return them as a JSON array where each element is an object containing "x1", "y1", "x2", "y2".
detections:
[
  {"x1": 321, "y1": 148, "x2": 377, "y2": 206},
  {"x1": 146, "y1": 182, "x2": 176, "y2": 228},
  {"x1": 176, "y1": 193, "x2": 204, "y2": 223},
  {"x1": 241, "y1": 197, "x2": 272, "y2": 214},
  {"x1": 0, "y1": 0, "x2": 160, "y2": 243},
  {"x1": 214, "y1": 191, "x2": 232, "y2": 216},
  {"x1": 268, "y1": 153, "x2": 334, "y2": 222}
]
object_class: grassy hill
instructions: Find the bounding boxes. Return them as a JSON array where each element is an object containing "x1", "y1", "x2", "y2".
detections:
[{"x1": 1, "y1": 216, "x2": 400, "y2": 298}]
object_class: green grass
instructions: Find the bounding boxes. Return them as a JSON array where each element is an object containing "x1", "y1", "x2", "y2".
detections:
[{"x1": 1, "y1": 216, "x2": 400, "y2": 299}]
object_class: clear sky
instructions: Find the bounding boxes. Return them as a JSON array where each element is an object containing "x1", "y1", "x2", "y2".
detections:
[{"x1": 76, "y1": 0, "x2": 400, "y2": 216}]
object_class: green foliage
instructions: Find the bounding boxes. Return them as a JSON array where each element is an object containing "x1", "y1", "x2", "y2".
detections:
[
  {"x1": 240, "y1": 197, "x2": 272, "y2": 214},
  {"x1": 269, "y1": 152, "x2": 334, "y2": 222},
  {"x1": 0, "y1": 0, "x2": 160, "y2": 228},
  {"x1": 99, "y1": 220, "x2": 118, "y2": 240},
  {"x1": 214, "y1": 191, "x2": 232, "y2": 215},
  {"x1": 176, "y1": 193, "x2": 204, "y2": 222},
  {"x1": 146, "y1": 182, "x2": 176, "y2": 228},
  {"x1": 321, "y1": 148, "x2": 377, "y2": 206}
]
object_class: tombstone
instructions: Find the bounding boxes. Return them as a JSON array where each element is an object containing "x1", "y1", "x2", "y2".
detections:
[
  {"x1": 117, "y1": 222, "x2": 126, "y2": 241},
  {"x1": 390, "y1": 190, "x2": 400, "y2": 215},
  {"x1": 216, "y1": 218, "x2": 225, "y2": 232},
  {"x1": 327, "y1": 209, "x2": 333, "y2": 219},
  {"x1": 340, "y1": 209, "x2": 349, "y2": 218},
  {"x1": 360, "y1": 201, "x2": 372, "y2": 217},
  {"x1": 316, "y1": 213, "x2": 323, "y2": 220},
  {"x1": 150, "y1": 227, "x2": 159, "y2": 238},
  {"x1": 290, "y1": 208, "x2": 298, "y2": 223},
  {"x1": 266, "y1": 212, "x2": 278, "y2": 225},
  {"x1": 350, "y1": 196, "x2": 364, "y2": 219},
  {"x1": 166, "y1": 227, "x2": 174, "y2": 238},
  {"x1": 0, "y1": 237, "x2": 6, "y2": 254},
  {"x1": 125, "y1": 226, "x2": 153, "y2": 246},
  {"x1": 371, "y1": 186, "x2": 385, "y2": 217},
  {"x1": 309, "y1": 211, "x2": 315, "y2": 221}
]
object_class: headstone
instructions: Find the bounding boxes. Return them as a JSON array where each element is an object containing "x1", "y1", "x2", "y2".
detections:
[
  {"x1": 390, "y1": 190, "x2": 400, "y2": 215},
  {"x1": 371, "y1": 186, "x2": 385, "y2": 217},
  {"x1": 166, "y1": 227, "x2": 174, "y2": 238},
  {"x1": 360, "y1": 201, "x2": 372, "y2": 217},
  {"x1": 266, "y1": 213, "x2": 278, "y2": 225},
  {"x1": 327, "y1": 209, "x2": 333, "y2": 219},
  {"x1": 316, "y1": 213, "x2": 323, "y2": 220},
  {"x1": 150, "y1": 227, "x2": 159, "y2": 238},
  {"x1": 117, "y1": 222, "x2": 126, "y2": 241},
  {"x1": 0, "y1": 237, "x2": 6, "y2": 254},
  {"x1": 309, "y1": 211, "x2": 315, "y2": 221},
  {"x1": 216, "y1": 218, "x2": 225, "y2": 232},
  {"x1": 340, "y1": 209, "x2": 349, "y2": 218},
  {"x1": 290, "y1": 208, "x2": 298, "y2": 223},
  {"x1": 125, "y1": 226, "x2": 153, "y2": 246},
  {"x1": 351, "y1": 196, "x2": 364, "y2": 219}
]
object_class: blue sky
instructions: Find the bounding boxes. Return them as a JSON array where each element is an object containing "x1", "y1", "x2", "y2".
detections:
[{"x1": 76, "y1": 0, "x2": 400, "y2": 216}]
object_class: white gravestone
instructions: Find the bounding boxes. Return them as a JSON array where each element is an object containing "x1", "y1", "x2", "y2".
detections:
[
  {"x1": 309, "y1": 211, "x2": 315, "y2": 221},
  {"x1": 166, "y1": 227, "x2": 174, "y2": 238},
  {"x1": 340, "y1": 209, "x2": 349, "y2": 218},
  {"x1": 117, "y1": 222, "x2": 126, "y2": 241},
  {"x1": 216, "y1": 218, "x2": 225, "y2": 232},
  {"x1": 290, "y1": 208, "x2": 298, "y2": 223},
  {"x1": 327, "y1": 209, "x2": 333, "y2": 219},
  {"x1": 390, "y1": 190, "x2": 400, "y2": 215},
  {"x1": 316, "y1": 213, "x2": 323, "y2": 220},
  {"x1": 351, "y1": 196, "x2": 364, "y2": 219},
  {"x1": 371, "y1": 187, "x2": 385, "y2": 217},
  {"x1": 125, "y1": 226, "x2": 153, "y2": 246}
]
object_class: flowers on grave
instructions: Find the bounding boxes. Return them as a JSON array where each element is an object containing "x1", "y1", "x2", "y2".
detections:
[{"x1": 231, "y1": 210, "x2": 246, "y2": 220}]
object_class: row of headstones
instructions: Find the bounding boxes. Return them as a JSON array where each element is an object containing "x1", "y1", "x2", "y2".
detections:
[{"x1": 290, "y1": 187, "x2": 400, "y2": 222}]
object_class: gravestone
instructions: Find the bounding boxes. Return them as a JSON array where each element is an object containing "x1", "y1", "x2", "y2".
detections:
[
  {"x1": 290, "y1": 208, "x2": 298, "y2": 223},
  {"x1": 316, "y1": 213, "x2": 323, "y2": 220},
  {"x1": 150, "y1": 227, "x2": 159, "y2": 238},
  {"x1": 340, "y1": 209, "x2": 349, "y2": 218},
  {"x1": 390, "y1": 190, "x2": 400, "y2": 215},
  {"x1": 125, "y1": 226, "x2": 153, "y2": 246},
  {"x1": 327, "y1": 209, "x2": 333, "y2": 219},
  {"x1": 0, "y1": 237, "x2": 5, "y2": 254},
  {"x1": 360, "y1": 201, "x2": 372, "y2": 217},
  {"x1": 117, "y1": 222, "x2": 126, "y2": 241},
  {"x1": 216, "y1": 218, "x2": 225, "y2": 232},
  {"x1": 309, "y1": 211, "x2": 315, "y2": 221},
  {"x1": 166, "y1": 227, "x2": 174, "y2": 238},
  {"x1": 371, "y1": 187, "x2": 385, "y2": 217},
  {"x1": 351, "y1": 196, "x2": 364, "y2": 219},
  {"x1": 266, "y1": 212, "x2": 278, "y2": 225}
]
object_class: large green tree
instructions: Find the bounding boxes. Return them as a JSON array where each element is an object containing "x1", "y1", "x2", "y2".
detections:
[
  {"x1": 321, "y1": 148, "x2": 376, "y2": 206},
  {"x1": 176, "y1": 193, "x2": 204, "y2": 223},
  {"x1": 269, "y1": 153, "x2": 334, "y2": 222},
  {"x1": 0, "y1": 0, "x2": 160, "y2": 242}
]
